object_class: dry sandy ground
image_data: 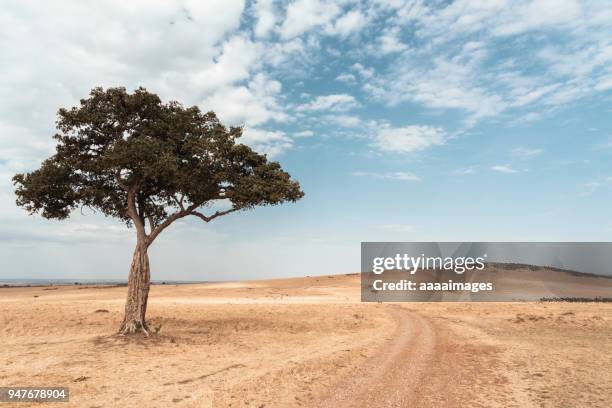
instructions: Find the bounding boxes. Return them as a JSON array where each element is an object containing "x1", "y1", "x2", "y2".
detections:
[{"x1": 1, "y1": 274, "x2": 611, "y2": 407}]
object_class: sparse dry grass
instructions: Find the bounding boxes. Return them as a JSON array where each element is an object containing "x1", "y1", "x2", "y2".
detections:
[{"x1": 1, "y1": 276, "x2": 610, "y2": 407}]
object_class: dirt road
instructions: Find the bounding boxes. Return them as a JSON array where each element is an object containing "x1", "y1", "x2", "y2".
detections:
[
  {"x1": 317, "y1": 306, "x2": 436, "y2": 407},
  {"x1": 316, "y1": 304, "x2": 524, "y2": 408}
]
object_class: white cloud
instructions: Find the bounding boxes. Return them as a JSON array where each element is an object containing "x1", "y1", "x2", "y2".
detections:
[
  {"x1": 336, "y1": 73, "x2": 357, "y2": 83},
  {"x1": 374, "y1": 125, "x2": 446, "y2": 153},
  {"x1": 408, "y1": 0, "x2": 583, "y2": 40},
  {"x1": 325, "y1": 114, "x2": 363, "y2": 128},
  {"x1": 279, "y1": 0, "x2": 342, "y2": 39},
  {"x1": 8, "y1": 1, "x2": 262, "y2": 238},
  {"x1": 352, "y1": 171, "x2": 421, "y2": 182},
  {"x1": 190, "y1": 35, "x2": 263, "y2": 92},
  {"x1": 367, "y1": 53, "x2": 507, "y2": 126},
  {"x1": 490, "y1": 165, "x2": 519, "y2": 174},
  {"x1": 362, "y1": 0, "x2": 612, "y2": 126},
  {"x1": 492, "y1": 0, "x2": 582, "y2": 36},
  {"x1": 352, "y1": 63, "x2": 375, "y2": 79},
  {"x1": 252, "y1": 0, "x2": 277, "y2": 38},
  {"x1": 202, "y1": 74, "x2": 289, "y2": 126},
  {"x1": 594, "y1": 75, "x2": 612, "y2": 91},
  {"x1": 327, "y1": 9, "x2": 368, "y2": 37},
  {"x1": 2, "y1": 0, "x2": 611, "y2": 280},
  {"x1": 510, "y1": 84, "x2": 562, "y2": 108},
  {"x1": 297, "y1": 94, "x2": 360, "y2": 112},
  {"x1": 294, "y1": 130, "x2": 314, "y2": 138},
  {"x1": 262, "y1": 37, "x2": 308, "y2": 68},
  {"x1": 241, "y1": 128, "x2": 293, "y2": 157},
  {"x1": 378, "y1": 27, "x2": 407, "y2": 54},
  {"x1": 0, "y1": 0, "x2": 295, "y2": 176}
]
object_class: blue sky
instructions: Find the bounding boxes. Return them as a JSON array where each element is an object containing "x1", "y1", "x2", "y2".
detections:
[{"x1": 1, "y1": 0, "x2": 612, "y2": 280}]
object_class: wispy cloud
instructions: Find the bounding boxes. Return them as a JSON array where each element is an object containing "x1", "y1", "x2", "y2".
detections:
[
  {"x1": 352, "y1": 171, "x2": 421, "y2": 182},
  {"x1": 279, "y1": 0, "x2": 342, "y2": 39},
  {"x1": 252, "y1": 0, "x2": 276, "y2": 38},
  {"x1": 374, "y1": 125, "x2": 446, "y2": 153},
  {"x1": 511, "y1": 147, "x2": 544, "y2": 160},
  {"x1": 297, "y1": 94, "x2": 360, "y2": 112},
  {"x1": 351, "y1": 63, "x2": 375, "y2": 79},
  {"x1": 1, "y1": 0, "x2": 610, "y2": 280},
  {"x1": 584, "y1": 176, "x2": 612, "y2": 194},
  {"x1": 454, "y1": 166, "x2": 478, "y2": 175},
  {"x1": 335, "y1": 73, "x2": 356, "y2": 83},
  {"x1": 325, "y1": 114, "x2": 363, "y2": 128},
  {"x1": 326, "y1": 9, "x2": 368, "y2": 37},
  {"x1": 241, "y1": 128, "x2": 292, "y2": 158},
  {"x1": 294, "y1": 130, "x2": 314, "y2": 138},
  {"x1": 358, "y1": 0, "x2": 612, "y2": 126},
  {"x1": 377, "y1": 27, "x2": 407, "y2": 55},
  {"x1": 490, "y1": 165, "x2": 519, "y2": 174}
]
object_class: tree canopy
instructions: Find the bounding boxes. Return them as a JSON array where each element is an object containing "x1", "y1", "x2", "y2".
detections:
[{"x1": 13, "y1": 87, "x2": 304, "y2": 246}]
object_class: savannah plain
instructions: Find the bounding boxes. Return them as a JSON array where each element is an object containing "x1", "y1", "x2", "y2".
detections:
[{"x1": 1, "y1": 274, "x2": 611, "y2": 408}]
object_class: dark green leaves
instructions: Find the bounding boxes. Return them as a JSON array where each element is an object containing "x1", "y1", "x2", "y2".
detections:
[
  {"x1": 13, "y1": 159, "x2": 80, "y2": 219},
  {"x1": 13, "y1": 87, "x2": 304, "y2": 232}
]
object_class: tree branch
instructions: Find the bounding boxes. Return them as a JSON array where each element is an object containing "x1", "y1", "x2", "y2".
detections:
[
  {"x1": 146, "y1": 202, "x2": 199, "y2": 246},
  {"x1": 171, "y1": 194, "x2": 185, "y2": 211},
  {"x1": 136, "y1": 195, "x2": 146, "y2": 227},
  {"x1": 145, "y1": 205, "x2": 241, "y2": 247},
  {"x1": 190, "y1": 207, "x2": 240, "y2": 222},
  {"x1": 114, "y1": 173, "x2": 128, "y2": 191},
  {"x1": 126, "y1": 186, "x2": 146, "y2": 242},
  {"x1": 147, "y1": 215, "x2": 156, "y2": 234}
]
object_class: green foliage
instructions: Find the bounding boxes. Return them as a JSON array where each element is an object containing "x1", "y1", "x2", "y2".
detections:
[{"x1": 13, "y1": 87, "x2": 304, "y2": 241}]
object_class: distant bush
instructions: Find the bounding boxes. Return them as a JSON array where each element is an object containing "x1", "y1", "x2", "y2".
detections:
[{"x1": 540, "y1": 297, "x2": 612, "y2": 303}]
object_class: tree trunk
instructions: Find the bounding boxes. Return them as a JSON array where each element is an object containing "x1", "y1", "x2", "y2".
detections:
[{"x1": 118, "y1": 242, "x2": 151, "y2": 335}]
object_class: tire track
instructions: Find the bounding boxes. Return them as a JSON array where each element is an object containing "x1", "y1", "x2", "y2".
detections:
[{"x1": 315, "y1": 305, "x2": 436, "y2": 408}]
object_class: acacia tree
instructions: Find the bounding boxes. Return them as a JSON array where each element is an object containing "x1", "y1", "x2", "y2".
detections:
[{"x1": 13, "y1": 87, "x2": 304, "y2": 335}]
